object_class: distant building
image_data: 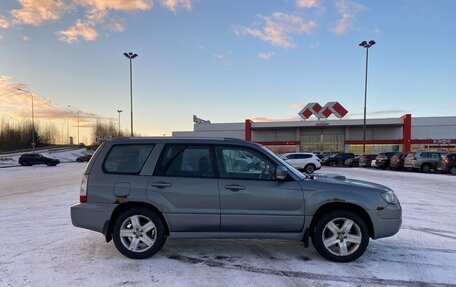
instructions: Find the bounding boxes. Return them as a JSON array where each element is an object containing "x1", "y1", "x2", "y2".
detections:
[{"x1": 173, "y1": 114, "x2": 456, "y2": 154}]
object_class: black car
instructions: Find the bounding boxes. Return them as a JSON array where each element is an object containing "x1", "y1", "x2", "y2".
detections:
[
  {"x1": 437, "y1": 153, "x2": 456, "y2": 175},
  {"x1": 321, "y1": 153, "x2": 354, "y2": 166},
  {"x1": 76, "y1": 155, "x2": 92, "y2": 162},
  {"x1": 18, "y1": 153, "x2": 60, "y2": 166},
  {"x1": 345, "y1": 155, "x2": 361, "y2": 167},
  {"x1": 375, "y1": 152, "x2": 396, "y2": 170},
  {"x1": 389, "y1": 153, "x2": 407, "y2": 170},
  {"x1": 358, "y1": 154, "x2": 377, "y2": 167}
]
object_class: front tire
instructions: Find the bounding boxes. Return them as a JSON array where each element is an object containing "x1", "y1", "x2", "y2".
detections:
[
  {"x1": 313, "y1": 210, "x2": 369, "y2": 262},
  {"x1": 449, "y1": 166, "x2": 456, "y2": 175},
  {"x1": 113, "y1": 208, "x2": 166, "y2": 259}
]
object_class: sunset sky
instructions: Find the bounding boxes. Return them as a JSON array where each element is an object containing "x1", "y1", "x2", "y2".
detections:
[{"x1": 1, "y1": 0, "x2": 455, "y2": 144}]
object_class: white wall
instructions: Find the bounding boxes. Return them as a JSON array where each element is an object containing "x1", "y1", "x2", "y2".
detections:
[{"x1": 411, "y1": 117, "x2": 456, "y2": 139}]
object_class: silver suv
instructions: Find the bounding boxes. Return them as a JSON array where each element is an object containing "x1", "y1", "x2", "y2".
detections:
[
  {"x1": 71, "y1": 137, "x2": 402, "y2": 262},
  {"x1": 404, "y1": 151, "x2": 447, "y2": 173}
]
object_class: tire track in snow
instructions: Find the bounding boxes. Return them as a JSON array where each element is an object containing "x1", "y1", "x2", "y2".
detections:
[{"x1": 167, "y1": 254, "x2": 455, "y2": 287}]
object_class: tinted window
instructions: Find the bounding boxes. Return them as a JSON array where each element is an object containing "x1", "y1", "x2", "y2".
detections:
[
  {"x1": 285, "y1": 154, "x2": 296, "y2": 160},
  {"x1": 103, "y1": 144, "x2": 154, "y2": 174},
  {"x1": 155, "y1": 145, "x2": 214, "y2": 178},
  {"x1": 296, "y1": 154, "x2": 312, "y2": 159},
  {"x1": 216, "y1": 146, "x2": 276, "y2": 180}
]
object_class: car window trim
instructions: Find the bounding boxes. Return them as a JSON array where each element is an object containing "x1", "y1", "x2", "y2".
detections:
[{"x1": 101, "y1": 143, "x2": 156, "y2": 175}]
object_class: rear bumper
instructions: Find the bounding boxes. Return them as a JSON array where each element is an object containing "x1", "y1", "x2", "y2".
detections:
[{"x1": 71, "y1": 202, "x2": 117, "y2": 234}]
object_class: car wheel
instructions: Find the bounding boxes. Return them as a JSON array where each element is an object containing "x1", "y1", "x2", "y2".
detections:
[
  {"x1": 21, "y1": 161, "x2": 29, "y2": 166},
  {"x1": 313, "y1": 210, "x2": 369, "y2": 262},
  {"x1": 449, "y1": 167, "x2": 456, "y2": 175},
  {"x1": 113, "y1": 208, "x2": 166, "y2": 259},
  {"x1": 304, "y1": 164, "x2": 316, "y2": 173},
  {"x1": 421, "y1": 164, "x2": 431, "y2": 173},
  {"x1": 46, "y1": 161, "x2": 53, "y2": 166}
]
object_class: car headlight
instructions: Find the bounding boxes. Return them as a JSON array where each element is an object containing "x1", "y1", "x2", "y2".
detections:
[{"x1": 381, "y1": 190, "x2": 398, "y2": 204}]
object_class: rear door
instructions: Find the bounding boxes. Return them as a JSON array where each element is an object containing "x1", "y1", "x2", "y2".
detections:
[
  {"x1": 216, "y1": 145, "x2": 304, "y2": 233},
  {"x1": 148, "y1": 144, "x2": 220, "y2": 232}
]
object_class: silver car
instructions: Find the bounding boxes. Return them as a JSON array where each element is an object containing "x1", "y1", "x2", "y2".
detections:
[
  {"x1": 404, "y1": 151, "x2": 447, "y2": 172},
  {"x1": 71, "y1": 137, "x2": 402, "y2": 262}
]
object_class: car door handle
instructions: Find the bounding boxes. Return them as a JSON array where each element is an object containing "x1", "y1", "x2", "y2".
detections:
[
  {"x1": 151, "y1": 182, "x2": 172, "y2": 188},
  {"x1": 225, "y1": 184, "x2": 245, "y2": 191}
]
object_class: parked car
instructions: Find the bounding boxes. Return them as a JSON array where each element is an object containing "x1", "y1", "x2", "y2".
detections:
[
  {"x1": 436, "y1": 153, "x2": 456, "y2": 175},
  {"x1": 375, "y1": 152, "x2": 397, "y2": 170},
  {"x1": 18, "y1": 153, "x2": 60, "y2": 166},
  {"x1": 321, "y1": 153, "x2": 354, "y2": 166},
  {"x1": 76, "y1": 154, "x2": 92, "y2": 162},
  {"x1": 358, "y1": 154, "x2": 377, "y2": 167},
  {"x1": 280, "y1": 152, "x2": 321, "y2": 173},
  {"x1": 71, "y1": 137, "x2": 401, "y2": 263},
  {"x1": 389, "y1": 153, "x2": 407, "y2": 170},
  {"x1": 345, "y1": 155, "x2": 361, "y2": 167},
  {"x1": 404, "y1": 151, "x2": 448, "y2": 173}
]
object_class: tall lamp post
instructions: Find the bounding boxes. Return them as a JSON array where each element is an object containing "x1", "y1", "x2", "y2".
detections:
[
  {"x1": 67, "y1": 105, "x2": 80, "y2": 145},
  {"x1": 17, "y1": 88, "x2": 35, "y2": 152},
  {"x1": 359, "y1": 40, "x2": 376, "y2": 154},
  {"x1": 123, "y1": 51, "x2": 138, "y2": 137},
  {"x1": 117, "y1": 109, "x2": 123, "y2": 137}
]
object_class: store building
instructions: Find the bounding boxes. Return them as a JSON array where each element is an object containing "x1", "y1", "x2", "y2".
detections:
[{"x1": 173, "y1": 114, "x2": 456, "y2": 154}]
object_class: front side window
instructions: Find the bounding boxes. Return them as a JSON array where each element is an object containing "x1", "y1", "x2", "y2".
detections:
[
  {"x1": 103, "y1": 144, "x2": 155, "y2": 174},
  {"x1": 155, "y1": 145, "x2": 214, "y2": 178},
  {"x1": 216, "y1": 146, "x2": 276, "y2": 180}
]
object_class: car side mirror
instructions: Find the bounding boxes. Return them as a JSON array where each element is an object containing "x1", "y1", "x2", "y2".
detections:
[{"x1": 275, "y1": 166, "x2": 288, "y2": 181}]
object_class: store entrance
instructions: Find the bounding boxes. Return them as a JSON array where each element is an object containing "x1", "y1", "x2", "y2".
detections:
[{"x1": 300, "y1": 128, "x2": 345, "y2": 154}]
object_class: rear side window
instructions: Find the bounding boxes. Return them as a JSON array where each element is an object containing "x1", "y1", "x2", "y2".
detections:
[
  {"x1": 103, "y1": 144, "x2": 155, "y2": 174},
  {"x1": 155, "y1": 145, "x2": 214, "y2": 178},
  {"x1": 296, "y1": 154, "x2": 312, "y2": 159}
]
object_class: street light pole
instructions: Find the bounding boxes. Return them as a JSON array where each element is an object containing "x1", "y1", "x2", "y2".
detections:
[
  {"x1": 17, "y1": 88, "x2": 35, "y2": 152},
  {"x1": 117, "y1": 109, "x2": 123, "y2": 137},
  {"x1": 68, "y1": 105, "x2": 80, "y2": 145},
  {"x1": 123, "y1": 52, "x2": 138, "y2": 137},
  {"x1": 359, "y1": 40, "x2": 376, "y2": 154}
]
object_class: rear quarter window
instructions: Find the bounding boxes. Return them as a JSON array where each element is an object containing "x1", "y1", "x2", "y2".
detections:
[{"x1": 103, "y1": 144, "x2": 155, "y2": 174}]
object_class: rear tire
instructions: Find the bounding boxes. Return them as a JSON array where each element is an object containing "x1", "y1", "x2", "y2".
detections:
[
  {"x1": 113, "y1": 208, "x2": 166, "y2": 259},
  {"x1": 304, "y1": 164, "x2": 316, "y2": 173},
  {"x1": 46, "y1": 161, "x2": 53, "y2": 166},
  {"x1": 21, "y1": 161, "x2": 29, "y2": 166},
  {"x1": 313, "y1": 210, "x2": 369, "y2": 262}
]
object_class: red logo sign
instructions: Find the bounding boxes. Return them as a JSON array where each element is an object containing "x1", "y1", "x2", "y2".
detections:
[{"x1": 299, "y1": 102, "x2": 348, "y2": 119}]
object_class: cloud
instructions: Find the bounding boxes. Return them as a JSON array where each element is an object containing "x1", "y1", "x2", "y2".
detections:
[
  {"x1": 57, "y1": 20, "x2": 98, "y2": 43},
  {"x1": 213, "y1": 54, "x2": 231, "y2": 67},
  {"x1": 0, "y1": 16, "x2": 9, "y2": 29},
  {"x1": 296, "y1": 0, "x2": 318, "y2": 9},
  {"x1": 11, "y1": 0, "x2": 69, "y2": 26},
  {"x1": 5, "y1": 0, "x2": 194, "y2": 43},
  {"x1": 158, "y1": 0, "x2": 192, "y2": 13},
  {"x1": 234, "y1": 12, "x2": 316, "y2": 48},
  {"x1": 20, "y1": 36, "x2": 30, "y2": 43},
  {"x1": 0, "y1": 75, "x2": 102, "y2": 124},
  {"x1": 332, "y1": 0, "x2": 365, "y2": 35},
  {"x1": 258, "y1": 51, "x2": 275, "y2": 61}
]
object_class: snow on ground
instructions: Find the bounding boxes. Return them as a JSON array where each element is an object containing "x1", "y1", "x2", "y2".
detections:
[
  {"x1": 0, "y1": 148, "x2": 91, "y2": 166},
  {"x1": 0, "y1": 165, "x2": 455, "y2": 287}
]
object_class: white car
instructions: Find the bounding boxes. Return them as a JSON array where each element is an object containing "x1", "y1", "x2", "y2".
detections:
[{"x1": 280, "y1": 152, "x2": 321, "y2": 173}]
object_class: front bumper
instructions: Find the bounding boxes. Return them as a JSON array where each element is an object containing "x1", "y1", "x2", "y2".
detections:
[
  {"x1": 368, "y1": 203, "x2": 402, "y2": 239},
  {"x1": 71, "y1": 202, "x2": 117, "y2": 234}
]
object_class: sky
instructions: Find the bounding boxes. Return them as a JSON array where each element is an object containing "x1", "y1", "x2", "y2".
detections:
[{"x1": 1, "y1": 0, "x2": 455, "y2": 144}]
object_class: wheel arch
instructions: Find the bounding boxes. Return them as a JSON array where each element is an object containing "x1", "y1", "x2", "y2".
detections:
[
  {"x1": 309, "y1": 202, "x2": 374, "y2": 240},
  {"x1": 104, "y1": 201, "x2": 170, "y2": 242}
]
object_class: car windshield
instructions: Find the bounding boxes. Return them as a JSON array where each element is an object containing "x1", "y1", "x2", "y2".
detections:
[{"x1": 259, "y1": 145, "x2": 305, "y2": 180}]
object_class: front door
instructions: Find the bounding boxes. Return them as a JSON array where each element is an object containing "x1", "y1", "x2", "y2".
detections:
[{"x1": 216, "y1": 146, "x2": 304, "y2": 233}]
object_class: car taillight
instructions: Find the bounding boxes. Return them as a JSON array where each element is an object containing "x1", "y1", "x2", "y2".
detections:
[
  {"x1": 445, "y1": 156, "x2": 450, "y2": 164},
  {"x1": 80, "y1": 175, "x2": 88, "y2": 203}
]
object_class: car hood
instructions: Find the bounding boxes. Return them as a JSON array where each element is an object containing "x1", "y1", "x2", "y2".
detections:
[{"x1": 300, "y1": 173, "x2": 392, "y2": 193}]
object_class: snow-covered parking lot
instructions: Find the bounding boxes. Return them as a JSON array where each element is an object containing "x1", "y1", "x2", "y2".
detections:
[{"x1": 1, "y1": 164, "x2": 455, "y2": 287}]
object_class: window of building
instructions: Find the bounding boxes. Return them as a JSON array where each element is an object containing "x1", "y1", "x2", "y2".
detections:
[
  {"x1": 155, "y1": 145, "x2": 214, "y2": 178},
  {"x1": 103, "y1": 144, "x2": 155, "y2": 174},
  {"x1": 216, "y1": 146, "x2": 276, "y2": 180}
]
